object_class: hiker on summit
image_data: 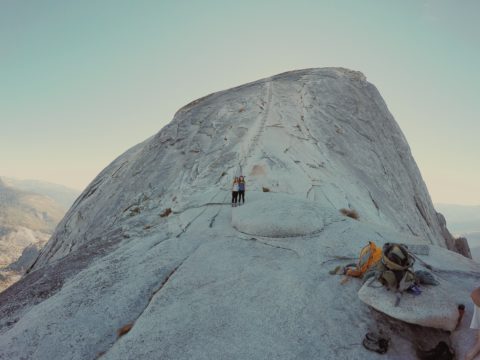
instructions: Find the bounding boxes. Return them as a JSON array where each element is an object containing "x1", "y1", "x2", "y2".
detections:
[
  {"x1": 466, "y1": 287, "x2": 480, "y2": 360},
  {"x1": 238, "y1": 176, "x2": 246, "y2": 204},
  {"x1": 232, "y1": 177, "x2": 239, "y2": 207}
]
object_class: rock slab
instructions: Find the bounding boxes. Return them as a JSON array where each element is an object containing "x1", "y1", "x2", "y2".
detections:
[{"x1": 358, "y1": 277, "x2": 460, "y2": 331}]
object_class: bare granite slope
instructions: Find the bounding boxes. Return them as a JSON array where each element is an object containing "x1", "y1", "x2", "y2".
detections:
[{"x1": 0, "y1": 68, "x2": 476, "y2": 360}]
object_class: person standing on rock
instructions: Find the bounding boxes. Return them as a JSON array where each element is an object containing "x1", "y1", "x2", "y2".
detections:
[
  {"x1": 238, "y1": 176, "x2": 246, "y2": 204},
  {"x1": 466, "y1": 287, "x2": 480, "y2": 360},
  {"x1": 232, "y1": 177, "x2": 239, "y2": 207}
]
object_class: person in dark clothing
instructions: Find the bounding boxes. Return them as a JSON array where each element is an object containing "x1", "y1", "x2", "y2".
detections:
[
  {"x1": 238, "y1": 176, "x2": 245, "y2": 204},
  {"x1": 232, "y1": 177, "x2": 239, "y2": 206}
]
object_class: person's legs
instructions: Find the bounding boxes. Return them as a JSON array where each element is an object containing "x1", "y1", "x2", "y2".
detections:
[
  {"x1": 231, "y1": 192, "x2": 235, "y2": 205},
  {"x1": 233, "y1": 191, "x2": 238, "y2": 205},
  {"x1": 466, "y1": 330, "x2": 480, "y2": 360},
  {"x1": 239, "y1": 191, "x2": 244, "y2": 203}
]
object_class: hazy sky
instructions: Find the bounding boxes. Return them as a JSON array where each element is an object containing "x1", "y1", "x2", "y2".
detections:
[{"x1": 1, "y1": 0, "x2": 479, "y2": 205}]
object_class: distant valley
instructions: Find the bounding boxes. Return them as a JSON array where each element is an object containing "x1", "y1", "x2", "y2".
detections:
[{"x1": 0, "y1": 177, "x2": 79, "y2": 291}]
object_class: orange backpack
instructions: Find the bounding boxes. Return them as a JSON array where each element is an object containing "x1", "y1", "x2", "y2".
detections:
[{"x1": 346, "y1": 241, "x2": 382, "y2": 277}]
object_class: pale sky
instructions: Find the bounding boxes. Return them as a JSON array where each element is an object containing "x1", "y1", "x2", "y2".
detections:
[{"x1": 1, "y1": 0, "x2": 479, "y2": 205}]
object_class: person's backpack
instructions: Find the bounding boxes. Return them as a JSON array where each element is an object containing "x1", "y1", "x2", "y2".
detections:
[
  {"x1": 376, "y1": 243, "x2": 416, "y2": 292},
  {"x1": 345, "y1": 241, "x2": 382, "y2": 278}
]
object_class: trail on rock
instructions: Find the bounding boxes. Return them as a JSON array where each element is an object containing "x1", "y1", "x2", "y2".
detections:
[{"x1": 239, "y1": 79, "x2": 273, "y2": 174}]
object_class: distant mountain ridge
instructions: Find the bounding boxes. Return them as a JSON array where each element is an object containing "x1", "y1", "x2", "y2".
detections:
[
  {"x1": 2, "y1": 177, "x2": 80, "y2": 210},
  {"x1": 0, "y1": 178, "x2": 64, "y2": 233},
  {"x1": 471, "y1": 241, "x2": 480, "y2": 262},
  {"x1": 435, "y1": 203, "x2": 480, "y2": 257},
  {"x1": 435, "y1": 203, "x2": 480, "y2": 233}
]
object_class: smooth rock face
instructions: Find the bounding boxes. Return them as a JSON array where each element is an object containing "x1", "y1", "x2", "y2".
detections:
[
  {"x1": 359, "y1": 277, "x2": 459, "y2": 331},
  {"x1": 0, "y1": 68, "x2": 477, "y2": 360},
  {"x1": 231, "y1": 193, "x2": 338, "y2": 238}
]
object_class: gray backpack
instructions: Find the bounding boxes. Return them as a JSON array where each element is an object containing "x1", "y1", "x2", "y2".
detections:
[{"x1": 376, "y1": 243, "x2": 416, "y2": 292}]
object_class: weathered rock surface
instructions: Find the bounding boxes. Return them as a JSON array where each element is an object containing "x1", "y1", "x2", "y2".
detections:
[
  {"x1": 455, "y1": 236, "x2": 472, "y2": 258},
  {"x1": 7, "y1": 243, "x2": 44, "y2": 272},
  {"x1": 0, "y1": 68, "x2": 477, "y2": 360}
]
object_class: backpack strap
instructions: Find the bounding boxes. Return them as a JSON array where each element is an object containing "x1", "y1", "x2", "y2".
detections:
[{"x1": 381, "y1": 255, "x2": 410, "y2": 271}]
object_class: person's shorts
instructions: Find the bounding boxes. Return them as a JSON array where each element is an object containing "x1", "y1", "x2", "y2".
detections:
[{"x1": 471, "y1": 304, "x2": 480, "y2": 329}]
